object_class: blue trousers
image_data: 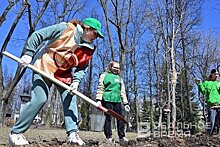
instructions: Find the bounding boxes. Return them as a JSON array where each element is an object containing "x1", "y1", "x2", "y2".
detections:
[
  {"x1": 207, "y1": 108, "x2": 220, "y2": 135},
  {"x1": 12, "y1": 73, "x2": 78, "y2": 135}
]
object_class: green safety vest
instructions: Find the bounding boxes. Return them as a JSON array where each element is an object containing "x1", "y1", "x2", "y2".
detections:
[{"x1": 102, "y1": 73, "x2": 122, "y2": 103}]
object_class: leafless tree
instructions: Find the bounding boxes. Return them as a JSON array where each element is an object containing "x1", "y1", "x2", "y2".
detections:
[
  {"x1": 0, "y1": 0, "x2": 87, "y2": 126},
  {"x1": 145, "y1": 0, "x2": 205, "y2": 132}
]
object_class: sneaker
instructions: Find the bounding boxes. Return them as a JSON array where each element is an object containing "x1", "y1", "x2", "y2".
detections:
[
  {"x1": 119, "y1": 137, "x2": 128, "y2": 145},
  {"x1": 67, "y1": 132, "x2": 85, "y2": 145},
  {"x1": 106, "y1": 137, "x2": 114, "y2": 142},
  {"x1": 9, "y1": 132, "x2": 29, "y2": 146}
]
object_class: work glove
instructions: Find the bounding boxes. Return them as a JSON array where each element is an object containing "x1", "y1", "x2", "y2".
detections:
[
  {"x1": 124, "y1": 104, "x2": 130, "y2": 112},
  {"x1": 96, "y1": 100, "x2": 102, "y2": 106},
  {"x1": 20, "y1": 54, "x2": 32, "y2": 67},
  {"x1": 69, "y1": 82, "x2": 79, "y2": 94}
]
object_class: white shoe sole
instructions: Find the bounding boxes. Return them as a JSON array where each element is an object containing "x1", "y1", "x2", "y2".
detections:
[{"x1": 9, "y1": 139, "x2": 29, "y2": 147}]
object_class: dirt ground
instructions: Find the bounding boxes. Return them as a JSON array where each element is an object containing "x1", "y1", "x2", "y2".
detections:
[{"x1": 1, "y1": 126, "x2": 220, "y2": 147}]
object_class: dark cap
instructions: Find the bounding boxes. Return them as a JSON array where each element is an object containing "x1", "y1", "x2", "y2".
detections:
[{"x1": 211, "y1": 68, "x2": 218, "y2": 74}]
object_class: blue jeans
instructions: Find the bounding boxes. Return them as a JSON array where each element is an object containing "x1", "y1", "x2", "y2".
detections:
[
  {"x1": 207, "y1": 108, "x2": 220, "y2": 135},
  {"x1": 12, "y1": 73, "x2": 78, "y2": 135}
]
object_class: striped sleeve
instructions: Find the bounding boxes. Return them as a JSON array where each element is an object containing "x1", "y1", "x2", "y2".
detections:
[
  {"x1": 96, "y1": 73, "x2": 106, "y2": 101},
  {"x1": 120, "y1": 78, "x2": 128, "y2": 104}
]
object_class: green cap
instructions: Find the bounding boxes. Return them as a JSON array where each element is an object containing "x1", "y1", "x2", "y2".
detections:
[{"x1": 82, "y1": 18, "x2": 104, "y2": 38}]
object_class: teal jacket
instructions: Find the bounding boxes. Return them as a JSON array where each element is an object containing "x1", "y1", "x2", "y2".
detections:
[
  {"x1": 198, "y1": 80, "x2": 220, "y2": 105},
  {"x1": 25, "y1": 22, "x2": 95, "y2": 84},
  {"x1": 96, "y1": 72, "x2": 128, "y2": 104}
]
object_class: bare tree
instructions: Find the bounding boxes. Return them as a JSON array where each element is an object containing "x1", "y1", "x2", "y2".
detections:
[
  {"x1": 176, "y1": 0, "x2": 203, "y2": 134},
  {"x1": 0, "y1": 0, "x2": 87, "y2": 126},
  {"x1": 99, "y1": 0, "x2": 149, "y2": 132},
  {"x1": 0, "y1": 0, "x2": 19, "y2": 27},
  {"x1": 0, "y1": 0, "x2": 36, "y2": 126},
  {"x1": 147, "y1": 0, "x2": 198, "y2": 131}
]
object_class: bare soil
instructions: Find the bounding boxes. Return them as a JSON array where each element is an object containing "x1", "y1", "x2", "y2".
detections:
[{"x1": 1, "y1": 126, "x2": 220, "y2": 147}]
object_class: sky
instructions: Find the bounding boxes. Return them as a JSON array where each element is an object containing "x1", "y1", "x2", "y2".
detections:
[
  {"x1": 200, "y1": 0, "x2": 220, "y2": 34},
  {"x1": 0, "y1": 0, "x2": 220, "y2": 74}
]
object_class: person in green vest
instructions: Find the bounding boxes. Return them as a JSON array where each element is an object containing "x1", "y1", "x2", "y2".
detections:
[
  {"x1": 96, "y1": 61, "x2": 130, "y2": 145},
  {"x1": 195, "y1": 68, "x2": 220, "y2": 135}
]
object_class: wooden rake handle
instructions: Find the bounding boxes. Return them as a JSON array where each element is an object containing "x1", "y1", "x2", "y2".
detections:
[{"x1": 3, "y1": 51, "x2": 128, "y2": 124}]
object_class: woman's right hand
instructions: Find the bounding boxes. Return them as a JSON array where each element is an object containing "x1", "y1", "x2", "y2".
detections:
[{"x1": 20, "y1": 55, "x2": 32, "y2": 67}]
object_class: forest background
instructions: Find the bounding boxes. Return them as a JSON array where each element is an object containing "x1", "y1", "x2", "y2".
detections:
[{"x1": 0, "y1": 0, "x2": 220, "y2": 135}]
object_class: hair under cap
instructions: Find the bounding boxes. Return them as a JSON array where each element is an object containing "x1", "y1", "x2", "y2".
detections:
[
  {"x1": 211, "y1": 68, "x2": 218, "y2": 74},
  {"x1": 82, "y1": 18, "x2": 104, "y2": 38}
]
